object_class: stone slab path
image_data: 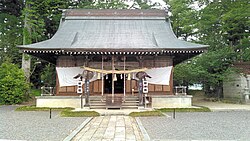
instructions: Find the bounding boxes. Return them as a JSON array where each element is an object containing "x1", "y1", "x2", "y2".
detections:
[
  {"x1": 72, "y1": 116, "x2": 144, "y2": 141},
  {"x1": 194, "y1": 101, "x2": 250, "y2": 111}
]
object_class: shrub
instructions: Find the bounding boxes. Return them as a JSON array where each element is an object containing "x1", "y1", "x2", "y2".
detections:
[
  {"x1": 61, "y1": 110, "x2": 100, "y2": 117},
  {"x1": 157, "y1": 107, "x2": 211, "y2": 112},
  {"x1": 0, "y1": 62, "x2": 30, "y2": 104},
  {"x1": 129, "y1": 111, "x2": 164, "y2": 117},
  {"x1": 15, "y1": 105, "x2": 74, "y2": 111}
]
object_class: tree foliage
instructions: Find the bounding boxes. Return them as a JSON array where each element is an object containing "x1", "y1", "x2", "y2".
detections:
[
  {"x1": 0, "y1": 62, "x2": 30, "y2": 104},
  {"x1": 171, "y1": 0, "x2": 250, "y2": 98},
  {"x1": 41, "y1": 64, "x2": 56, "y2": 87},
  {"x1": 0, "y1": 0, "x2": 23, "y2": 65},
  {"x1": 169, "y1": 0, "x2": 198, "y2": 40}
]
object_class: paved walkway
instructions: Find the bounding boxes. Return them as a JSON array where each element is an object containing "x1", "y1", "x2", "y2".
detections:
[
  {"x1": 194, "y1": 101, "x2": 250, "y2": 111},
  {"x1": 74, "y1": 108, "x2": 153, "y2": 116},
  {"x1": 72, "y1": 116, "x2": 144, "y2": 141}
]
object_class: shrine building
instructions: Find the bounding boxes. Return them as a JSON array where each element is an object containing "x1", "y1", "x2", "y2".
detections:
[{"x1": 18, "y1": 9, "x2": 208, "y2": 109}]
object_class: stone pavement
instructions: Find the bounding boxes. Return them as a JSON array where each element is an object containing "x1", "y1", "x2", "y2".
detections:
[
  {"x1": 194, "y1": 101, "x2": 250, "y2": 111},
  {"x1": 74, "y1": 108, "x2": 153, "y2": 116},
  {"x1": 71, "y1": 116, "x2": 145, "y2": 141}
]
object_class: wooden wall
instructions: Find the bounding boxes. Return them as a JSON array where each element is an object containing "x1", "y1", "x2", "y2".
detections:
[{"x1": 56, "y1": 55, "x2": 173, "y2": 96}]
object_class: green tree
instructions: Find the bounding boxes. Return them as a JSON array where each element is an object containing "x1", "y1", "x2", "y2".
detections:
[
  {"x1": 21, "y1": 0, "x2": 70, "y2": 87},
  {"x1": 194, "y1": 47, "x2": 236, "y2": 98},
  {"x1": 0, "y1": 62, "x2": 30, "y2": 104},
  {"x1": 0, "y1": 0, "x2": 23, "y2": 17},
  {"x1": 41, "y1": 63, "x2": 56, "y2": 86},
  {"x1": 237, "y1": 38, "x2": 250, "y2": 62},
  {"x1": 0, "y1": 0, "x2": 23, "y2": 65},
  {"x1": 174, "y1": 47, "x2": 236, "y2": 98},
  {"x1": 0, "y1": 13, "x2": 23, "y2": 65},
  {"x1": 135, "y1": 0, "x2": 155, "y2": 9},
  {"x1": 169, "y1": 0, "x2": 198, "y2": 40},
  {"x1": 95, "y1": 0, "x2": 128, "y2": 9},
  {"x1": 171, "y1": 0, "x2": 249, "y2": 98},
  {"x1": 22, "y1": 0, "x2": 46, "y2": 43},
  {"x1": 196, "y1": 0, "x2": 250, "y2": 51}
]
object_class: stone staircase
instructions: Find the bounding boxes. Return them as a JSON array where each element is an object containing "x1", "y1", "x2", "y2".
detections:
[
  {"x1": 89, "y1": 95, "x2": 139, "y2": 109},
  {"x1": 122, "y1": 95, "x2": 140, "y2": 109},
  {"x1": 89, "y1": 96, "x2": 106, "y2": 109}
]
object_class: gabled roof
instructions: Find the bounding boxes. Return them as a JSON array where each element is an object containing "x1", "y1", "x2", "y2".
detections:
[{"x1": 19, "y1": 9, "x2": 208, "y2": 51}]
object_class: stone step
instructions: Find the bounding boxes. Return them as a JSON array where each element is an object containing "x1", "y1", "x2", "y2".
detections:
[
  {"x1": 121, "y1": 105, "x2": 139, "y2": 109},
  {"x1": 90, "y1": 101, "x2": 139, "y2": 104},
  {"x1": 90, "y1": 103, "x2": 105, "y2": 106},
  {"x1": 122, "y1": 103, "x2": 139, "y2": 106},
  {"x1": 124, "y1": 98, "x2": 139, "y2": 101},
  {"x1": 90, "y1": 103, "x2": 139, "y2": 109},
  {"x1": 89, "y1": 106, "x2": 106, "y2": 109},
  {"x1": 90, "y1": 99, "x2": 105, "y2": 102},
  {"x1": 89, "y1": 95, "x2": 139, "y2": 109},
  {"x1": 90, "y1": 98, "x2": 139, "y2": 102}
]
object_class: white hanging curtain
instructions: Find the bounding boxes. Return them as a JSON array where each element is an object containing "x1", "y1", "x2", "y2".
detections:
[
  {"x1": 56, "y1": 66, "x2": 173, "y2": 87},
  {"x1": 144, "y1": 66, "x2": 173, "y2": 85},
  {"x1": 56, "y1": 67, "x2": 99, "y2": 87}
]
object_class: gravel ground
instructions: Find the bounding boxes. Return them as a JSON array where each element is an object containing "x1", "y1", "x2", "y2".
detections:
[
  {"x1": 0, "y1": 105, "x2": 87, "y2": 141},
  {"x1": 140, "y1": 111, "x2": 250, "y2": 141}
]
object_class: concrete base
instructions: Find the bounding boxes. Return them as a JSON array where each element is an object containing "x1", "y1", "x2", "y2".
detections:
[
  {"x1": 151, "y1": 95, "x2": 193, "y2": 108},
  {"x1": 36, "y1": 96, "x2": 85, "y2": 108},
  {"x1": 36, "y1": 95, "x2": 193, "y2": 109}
]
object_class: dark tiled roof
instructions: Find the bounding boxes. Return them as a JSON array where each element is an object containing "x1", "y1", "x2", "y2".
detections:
[{"x1": 18, "y1": 9, "x2": 208, "y2": 52}]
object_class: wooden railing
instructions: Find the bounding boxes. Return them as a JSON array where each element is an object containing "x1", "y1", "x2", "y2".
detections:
[
  {"x1": 174, "y1": 86, "x2": 187, "y2": 95},
  {"x1": 41, "y1": 87, "x2": 54, "y2": 96}
]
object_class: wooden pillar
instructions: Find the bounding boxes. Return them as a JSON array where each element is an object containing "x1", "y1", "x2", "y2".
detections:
[
  {"x1": 170, "y1": 67, "x2": 174, "y2": 95},
  {"x1": 84, "y1": 70, "x2": 93, "y2": 107},
  {"x1": 84, "y1": 56, "x2": 90, "y2": 107},
  {"x1": 84, "y1": 56, "x2": 90, "y2": 67},
  {"x1": 112, "y1": 56, "x2": 115, "y2": 102},
  {"x1": 138, "y1": 56, "x2": 144, "y2": 68},
  {"x1": 123, "y1": 56, "x2": 126, "y2": 101},
  {"x1": 136, "y1": 71, "x2": 145, "y2": 106},
  {"x1": 84, "y1": 72, "x2": 90, "y2": 107},
  {"x1": 138, "y1": 77, "x2": 143, "y2": 106},
  {"x1": 137, "y1": 56, "x2": 144, "y2": 106},
  {"x1": 101, "y1": 55, "x2": 104, "y2": 97}
]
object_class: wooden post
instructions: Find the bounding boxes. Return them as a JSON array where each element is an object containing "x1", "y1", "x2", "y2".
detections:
[
  {"x1": 173, "y1": 109, "x2": 176, "y2": 119},
  {"x1": 49, "y1": 108, "x2": 52, "y2": 119},
  {"x1": 112, "y1": 56, "x2": 115, "y2": 103},
  {"x1": 137, "y1": 56, "x2": 144, "y2": 106},
  {"x1": 80, "y1": 95, "x2": 83, "y2": 108},
  {"x1": 101, "y1": 55, "x2": 104, "y2": 98},
  {"x1": 138, "y1": 78, "x2": 143, "y2": 106},
  {"x1": 83, "y1": 56, "x2": 91, "y2": 107},
  {"x1": 123, "y1": 56, "x2": 126, "y2": 101},
  {"x1": 84, "y1": 75, "x2": 90, "y2": 107}
]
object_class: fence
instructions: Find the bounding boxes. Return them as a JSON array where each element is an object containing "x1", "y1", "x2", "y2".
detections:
[{"x1": 41, "y1": 87, "x2": 54, "y2": 96}]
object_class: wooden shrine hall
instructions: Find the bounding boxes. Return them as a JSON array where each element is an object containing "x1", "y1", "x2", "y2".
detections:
[{"x1": 19, "y1": 9, "x2": 208, "y2": 109}]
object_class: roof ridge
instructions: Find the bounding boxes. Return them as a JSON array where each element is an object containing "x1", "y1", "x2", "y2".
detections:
[{"x1": 64, "y1": 9, "x2": 167, "y2": 17}]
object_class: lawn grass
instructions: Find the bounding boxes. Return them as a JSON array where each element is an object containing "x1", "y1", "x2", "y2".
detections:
[
  {"x1": 129, "y1": 110, "x2": 164, "y2": 117},
  {"x1": 221, "y1": 99, "x2": 243, "y2": 104},
  {"x1": 157, "y1": 106, "x2": 211, "y2": 113},
  {"x1": 30, "y1": 89, "x2": 41, "y2": 97},
  {"x1": 16, "y1": 105, "x2": 100, "y2": 117},
  {"x1": 60, "y1": 110, "x2": 100, "y2": 117},
  {"x1": 15, "y1": 105, "x2": 73, "y2": 111}
]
